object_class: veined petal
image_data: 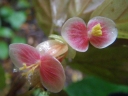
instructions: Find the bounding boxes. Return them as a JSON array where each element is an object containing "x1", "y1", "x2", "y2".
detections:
[
  {"x1": 9, "y1": 43, "x2": 40, "y2": 68},
  {"x1": 36, "y1": 40, "x2": 68, "y2": 58},
  {"x1": 88, "y1": 16, "x2": 118, "y2": 48},
  {"x1": 39, "y1": 54, "x2": 65, "y2": 93},
  {"x1": 61, "y1": 17, "x2": 89, "y2": 52}
]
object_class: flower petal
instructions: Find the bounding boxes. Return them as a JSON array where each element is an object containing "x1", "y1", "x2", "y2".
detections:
[
  {"x1": 88, "y1": 16, "x2": 118, "y2": 48},
  {"x1": 9, "y1": 43, "x2": 40, "y2": 68},
  {"x1": 61, "y1": 17, "x2": 89, "y2": 52},
  {"x1": 39, "y1": 54, "x2": 65, "y2": 93},
  {"x1": 36, "y1": 40, "x2": 68, "y2": 58}
]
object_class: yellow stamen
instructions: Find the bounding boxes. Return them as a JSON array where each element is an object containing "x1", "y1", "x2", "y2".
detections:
[
  {"x1": 19, "y1": 63, "x2": 27, "y2": 70},
  {"x1": 26, "y1": 64, "x2": 39, "y2": 75},
  {"x1": 31, "y1": 64, "x2": 39, "y2": 72},
  {"x1": 19, "y1": 60, "x2": 41, "y2": 77},
  {"x1": 91, "y1": 23, "x2": 102, "y2": 36},
  {"x1": 19, "y1": 63, "x2": 35, "y2": 71}
]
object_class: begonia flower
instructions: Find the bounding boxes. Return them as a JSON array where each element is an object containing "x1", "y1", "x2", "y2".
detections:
[
  {"x1": 61, "y1": 16, "x2": 118, "y2": 52},
  {"x1": 9, "y1": 43, "x2": 66, "y2": 93}
]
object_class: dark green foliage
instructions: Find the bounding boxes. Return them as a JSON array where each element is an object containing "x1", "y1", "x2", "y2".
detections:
[{"x1": 66, "y1": 76, "x2": 128, "y2": 96}]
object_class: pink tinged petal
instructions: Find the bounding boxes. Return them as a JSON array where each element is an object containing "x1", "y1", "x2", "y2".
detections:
[
  {"x1": 36, "y1": 40, "x2": 68, "y2": 58},
  {"x1": 39, "y1": 54, "x2": 65, "y2": 93},
  {"x1": 88, "y1": 16, "x2": 118, "y2": 48},
  {"x1": 61, "y1": 17, "x2": 89, "y2": 52},
  {"x1": 9, "y1": 43, "x2": 40, "y2": 68}
]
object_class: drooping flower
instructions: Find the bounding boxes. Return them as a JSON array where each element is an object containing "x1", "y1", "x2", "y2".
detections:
[
  {"x1": 9, "y1": 43, "x2": 66, "y2": 93},
  {"x1": 61, "y1": 16, "x2": 118, "y2": 52}
]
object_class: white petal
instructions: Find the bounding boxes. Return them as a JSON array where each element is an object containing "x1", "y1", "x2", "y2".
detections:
[
  {"x1": 88, "y1": 16, "x2": 118, "y2": 48},
  {"x1": 61, "y1": 17, "x2": 89, "y2": 52},
  {"x1": 9, "y1": 43, "x2": 40, "y2": 68}
]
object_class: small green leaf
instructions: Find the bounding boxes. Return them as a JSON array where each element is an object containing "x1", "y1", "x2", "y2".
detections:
[
  {"x1": 12, "y1": 36, "x2": 26, "y2": 43},
  {"x1": 0, "y1": 27, "x2": 14, "y2": 38},
  {"x1": 50, "y1": 90, "x2": 69, "y2": 96},
  {"x1": 0, "y1": 19, "x2": 1, "y2": 27},
  {"x1": 0, "y1": 6, "x2": 14, "y2": 17},
  {"x1": 0, "y1": 65, "x2": 6, "y2": 89},
  {"x1": 66, "y1": 76, "x2": 128, "y2": 96},
  {"x1": 17, "y1": 0, "x2": 30, "y2": 8},
  {"x1": 49, "y1": 34, "x2": 66, "y2": 43},
  {"x1": 7, "y1": 11, "x2": 26, "y2": 29},
  {"x1": 0, "y1": 41, "x2": 8, "y2": 60},
  {"x1": 66, "y1": 45, "x2": 76, "y2": 59},
  {"x1": 33, "y1": 89, "x2": 50, "y2": 96},
  {"x1": 117, "y1": 22, "x2": 128, "y2": 39}
]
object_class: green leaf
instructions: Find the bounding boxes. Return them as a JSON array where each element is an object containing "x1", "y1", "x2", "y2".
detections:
[
  {"x1": 0, "y1": 65, "x2": 6, "y2": 89},
  {"x1": 17, "y1": 0, "x2": 30, "y2": 8},
  {"x1": 50, "y1": 90, "x2": 69, "y2": 96},
  {"x1": 12, "y1": 36, "x2": 26, "y2": 43},
  {"x1": 117, "y1": 22, "x2": 128, "y2": 39},
  {"x1": 7, "y1": 11, "x2": 26, "y2": 29},
  {"x1": 49, "y1": 34, "x2": 66, "y2": 42},
  {"x1": 0, "y1": 6, "x2": 14, "y2": 17},
  {"x1": 33, "y1": 89, "x2": 50, "y2": 96},
  {"x1": 0, "y1": 19, "x2": 1, "y2": 27},
  {"x1": 0, "y1": 27, "x2": 14, "y2": 38},
  {"x1": 68, "y1": 40, "x2": 128, "y2": 85},
  {"x1": 34, "y1": 90, "x2": 69, "y2": 96},
  {"x1": 66, "y1": 76, "x2": 128, "y2": 96},
  {"x1": 33, "y1": 0, "x2": 52, "y2": 36},
  {"x1": 91, "y1": 0, "x2": 128, "y2": 20},
  {"x1": 0, "y1": 41, "x2": 8, "y2": 60},
  {"x1": 66, "y1": 45, "x2": 76, "y2": 59}
]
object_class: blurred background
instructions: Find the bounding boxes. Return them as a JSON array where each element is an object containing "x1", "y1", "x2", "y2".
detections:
[{"x1": 0, "y1": 0, "x2": 128, "y2": 96}]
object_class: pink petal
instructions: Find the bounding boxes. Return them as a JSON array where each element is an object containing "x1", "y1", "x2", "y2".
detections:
[
  {"x1": 61, "y1": 17, "x2": 89, "y2": 52},
  {"x1": 87, "y1": 16, "x2": 118, "y2": 48},
  {"x1": 9, "y1": 43, "x2": 40, "y2": 68},
  {"x1": 39, "y1": 54, "x2": 65, "y2": 93}
]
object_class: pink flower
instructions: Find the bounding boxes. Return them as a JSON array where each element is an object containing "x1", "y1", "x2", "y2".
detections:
[
  {"x1": 61, "y1": 16, "x2": 118, "y2": 52},
  {"x1": 9, "y1": 43, "x2": 66, "y2": 93}
]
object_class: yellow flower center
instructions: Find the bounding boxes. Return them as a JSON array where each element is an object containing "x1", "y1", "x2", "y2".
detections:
[
  {"x1": 91, "y1": 23, "x2": 102, "y2": 36},
  {"x1": 19, "y1": 60, "x2": 41, "y2": 76}
]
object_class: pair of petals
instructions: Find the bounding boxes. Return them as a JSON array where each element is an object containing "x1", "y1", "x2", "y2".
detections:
[
  {"x1": 61, "y1": 16, "x2": 118, "y2": 52},
  {"x1": 9, "y1": 43, "x2": 65, "y2": 93}
]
